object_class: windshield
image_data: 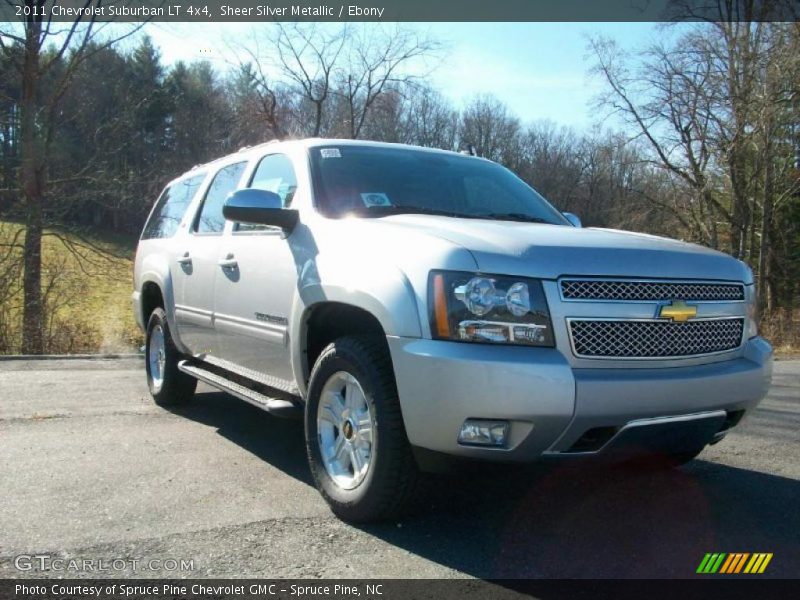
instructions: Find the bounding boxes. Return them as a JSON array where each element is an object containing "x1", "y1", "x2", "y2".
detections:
[{"x1": 309, "y1": 145, "x2": 569, "y2": 225}]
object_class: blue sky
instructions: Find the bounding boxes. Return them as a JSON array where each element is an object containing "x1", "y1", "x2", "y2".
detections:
[{"x1": 144, "y1": 22, "x2": 668, "y2": 130}]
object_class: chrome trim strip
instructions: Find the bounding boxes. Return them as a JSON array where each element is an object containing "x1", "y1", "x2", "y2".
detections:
[
  {"x1": 558, "y1": 277, "x2": 746, "y2": 304},
  {"x1": 213, "y1": 311, "x2": 287, "y2": 335},
  {"x1": 174, "y1": 304, "x2": 213, "y2": 317},
  {"x1": 566, "y1": 316, "x2": 745, "y2": 360}
]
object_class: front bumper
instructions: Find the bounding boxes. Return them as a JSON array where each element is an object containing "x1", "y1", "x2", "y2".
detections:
[{"x1": 387, "y1": 336, "x2": 773, "y2": 461}]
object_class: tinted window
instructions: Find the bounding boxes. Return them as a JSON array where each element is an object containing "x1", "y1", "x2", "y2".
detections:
[
  {"x1": 309, "y1": 145, "x2": 567, "y2": 225},
  {"x1": 141, "y1": 173, "x2": 206, "y2": 239},
  {"x1": 194, "y1": 161, "x2": 248, "y2": 234}
]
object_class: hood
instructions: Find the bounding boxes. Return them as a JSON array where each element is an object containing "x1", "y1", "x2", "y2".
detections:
[{"x1": 364, "y1": 215, "x2": 752, "y2": 283}]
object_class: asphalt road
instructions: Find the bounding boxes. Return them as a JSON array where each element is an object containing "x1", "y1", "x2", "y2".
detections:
[{"x1": 1, "y1": 357, "x2": 798, "y2": 579}]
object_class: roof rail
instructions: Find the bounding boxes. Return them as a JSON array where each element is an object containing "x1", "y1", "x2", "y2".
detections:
[{"x1": 239, "y1": 139, "x2": 280, "y2": 153}]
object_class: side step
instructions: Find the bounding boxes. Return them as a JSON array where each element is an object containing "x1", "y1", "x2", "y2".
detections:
[{"x1": 178, "y1": 360, "x2": 303, "y2": 419}]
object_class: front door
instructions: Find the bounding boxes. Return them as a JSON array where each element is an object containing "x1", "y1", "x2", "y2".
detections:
[{"x1": 213, "y1": 153, "x2": 300, "y2": 387}]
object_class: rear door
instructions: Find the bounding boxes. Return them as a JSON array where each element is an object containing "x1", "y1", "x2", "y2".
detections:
[
  {"x1": 212, "y1": 153, "x2": 300, "y2": 386},
  {"x1": 138, "y1": 172, "x2": 206, "y2": 331},
  {"x1": 173, "y1": 160, "x2": 248, "y2": 356}
]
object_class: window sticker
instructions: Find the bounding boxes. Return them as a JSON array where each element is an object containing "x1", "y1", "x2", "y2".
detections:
[
  {"x1": 320, "y1": 148, "x2": 341, "y2": 158},
  {"x1": 361, "y1": 192, "x2": 392, "y2": 207}
]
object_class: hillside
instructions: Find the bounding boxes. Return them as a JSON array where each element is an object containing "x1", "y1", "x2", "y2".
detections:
[{"x1": 0, "y1": 222, "x2": 141, "y2": 354}]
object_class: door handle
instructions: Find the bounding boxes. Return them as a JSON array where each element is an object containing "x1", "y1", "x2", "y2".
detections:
[
  {"x1": 218, "y1": 253, "x2": 238, "y2": 269},
  {"x1": 176, "y1": 252, "x2": 192, "y2": 265}
]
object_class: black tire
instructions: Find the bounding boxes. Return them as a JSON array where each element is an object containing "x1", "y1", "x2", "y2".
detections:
[
  {"x1": 305, "y1": 335, "x2": 421, "y2": 523},
  {"x1": 145, "y1": 308, "x2": 196, "y2": 406}
]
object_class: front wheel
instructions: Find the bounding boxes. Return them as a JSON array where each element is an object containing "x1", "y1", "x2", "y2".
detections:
[{"x1": 305, "y1": 335, "x2": 421, "y2": 522}]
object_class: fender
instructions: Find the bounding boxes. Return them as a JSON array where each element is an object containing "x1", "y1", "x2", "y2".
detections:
[
  {"x1": 137, "y1": 253, "x2": 190, "y2": 355},
  {"x1": 288, "y1": 261, "x2": 422, "y2": 397}
]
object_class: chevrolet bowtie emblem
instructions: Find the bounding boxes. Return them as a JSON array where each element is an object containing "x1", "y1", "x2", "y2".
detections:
[{"x1": 659, "y1": 300, "x2": 698, "y2": 322}]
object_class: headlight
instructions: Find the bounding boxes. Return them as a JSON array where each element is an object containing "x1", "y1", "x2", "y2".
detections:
[
  {"x1": 747, "y1": 284, "x2": 758, "y2": 339},
  {"x1": 429, "y1": 271, "x2": 555, "y2": 346}
]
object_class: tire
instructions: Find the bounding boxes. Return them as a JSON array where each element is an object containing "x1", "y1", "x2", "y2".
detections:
[
  {"x1": 305, "y1": 335, "x2": 421, "y2": 523},
  {"x1": 145, "y1": 307, "x2": 196, "y2": 406}
]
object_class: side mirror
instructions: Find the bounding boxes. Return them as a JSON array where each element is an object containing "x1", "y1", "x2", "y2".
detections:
[
  {"x1": 562, "y1": 212, "x2": 582, "y2": 228},
  {"x1": 223, "y1": 188, "x2": 298, "y2": 231}
]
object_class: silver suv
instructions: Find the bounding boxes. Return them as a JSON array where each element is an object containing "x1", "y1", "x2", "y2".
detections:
[{"x1": 133, "y1": 139, "x2": 773, "y2": 522}]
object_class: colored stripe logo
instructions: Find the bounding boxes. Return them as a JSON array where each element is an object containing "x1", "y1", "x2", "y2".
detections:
[{"x1": 697, "y1": 553, "x2": 773, "y2": 574}]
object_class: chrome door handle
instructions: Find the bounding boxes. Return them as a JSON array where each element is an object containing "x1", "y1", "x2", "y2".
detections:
[
  {"x1": 218, "y1": 254, "x2": 238, "y2": 269},
  {"x1": 176, "y1": 252, "x2": 192, "y2": 265}
]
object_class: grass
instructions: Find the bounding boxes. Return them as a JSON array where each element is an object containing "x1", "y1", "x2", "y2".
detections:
[{"x1": 0, "y1": 221, "x2": 142, "y2": 354}]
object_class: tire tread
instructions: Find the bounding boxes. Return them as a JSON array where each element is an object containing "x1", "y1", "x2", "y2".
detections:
[{"x1": 306, "y1": 335, "x2": 421, "y2": 522}]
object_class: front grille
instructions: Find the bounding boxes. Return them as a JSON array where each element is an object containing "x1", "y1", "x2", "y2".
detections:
[
  {"x1": 569, "y1": 318, "x2": 744, "y2": 358},
  {"x1": 561, "y1": 280, "x2": 745, "y2": 302}
]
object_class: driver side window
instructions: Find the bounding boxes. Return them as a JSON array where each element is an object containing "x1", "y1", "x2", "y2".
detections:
[{"x1": 235, "y1": 153, "x2": 298, "y2": 232}]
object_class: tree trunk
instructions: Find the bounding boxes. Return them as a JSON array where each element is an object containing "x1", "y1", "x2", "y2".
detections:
[
  {"x1": 312, "y1": 101, "x2": 323, "y2": 137},
  {"x1": 757, "y1": 120, "x2": 774, "y2": 319},
  {"x1": 21, "y1": 200, "x2": 43, "y2": 353},
  {"x1": 20, "y1": 17, "x2": 44, "y2": 354}
]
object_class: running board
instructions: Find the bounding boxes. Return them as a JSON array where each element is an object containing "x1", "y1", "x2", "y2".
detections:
[{"x1": 178, "y1": 360, "x2": 303, "y2": 419}]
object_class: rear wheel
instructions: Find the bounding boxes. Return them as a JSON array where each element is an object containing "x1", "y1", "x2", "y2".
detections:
[
  {"x1": 305, "y1": 335, "x2": 421, "y2": 522},
  {"x1": 145, "y1": 308, "x2": 196, "y2": 406}
]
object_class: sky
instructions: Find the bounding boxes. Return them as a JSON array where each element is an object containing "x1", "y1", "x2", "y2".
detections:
[{"x1": 142, "y1": 22, "x2": 671, "y2": 131}]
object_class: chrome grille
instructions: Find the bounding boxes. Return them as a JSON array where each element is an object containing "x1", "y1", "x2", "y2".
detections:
[
  {"x1": 569, "y1": 318, "x2": 744, "y2": 358},
  {"x1": 561, "y1": 280, "x2": 744, "y2": 302}
]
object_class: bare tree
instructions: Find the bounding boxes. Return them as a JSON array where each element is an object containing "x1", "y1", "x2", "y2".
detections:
[
  {"x1": 232, "y1": 24, "x2": 442, "y2": 140},
  {"x1": 399, "y1": 84, "x2": 458, "y2": 149},
  {"x1": 269, "y1": 23, "x2": 347, "y2": 137},
  {"x1": 459, "y1": 95, "x2": 522, "y2": 163},
  {"x1": 338, "y1": 26, "x2": 441, "y2": 139},
  {"x1": 0, "y1": 1, "x2": 143, "y2": 353},
  {"x1": 590, "y1": 34, "x2": 734, "y2": 248}
]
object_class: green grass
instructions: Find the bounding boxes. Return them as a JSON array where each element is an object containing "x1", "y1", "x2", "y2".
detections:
[{"x1": 0, "y1": 221, "x2": 142, "y2": 354}]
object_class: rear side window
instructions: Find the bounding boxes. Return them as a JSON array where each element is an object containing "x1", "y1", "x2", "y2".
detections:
[
  {"x1": 141, "y1": 173, "x2": 206, "y2": 239},
  {"x1": 194, "y1": 161, "x2": 248, "y2": 234}
]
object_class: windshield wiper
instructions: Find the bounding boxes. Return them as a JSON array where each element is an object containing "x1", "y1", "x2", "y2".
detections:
[
  {"x1": 479, "y1": 213, "x2": 552, "y2": 224},
  {"x1": 362, "y1": 205, "x2": 470, "y2": 219},
  {"x1": 358, "y1": 206, "x2": 552, "y2": 223}
]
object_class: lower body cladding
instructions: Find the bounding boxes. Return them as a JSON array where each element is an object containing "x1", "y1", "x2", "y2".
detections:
[{"x1": 387, "y1": 336, "x2": 773, "y2": 462}]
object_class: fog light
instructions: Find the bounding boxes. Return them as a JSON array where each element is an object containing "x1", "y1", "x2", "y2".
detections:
[{"x1": 458, "y1": 419, "x2": 509, "y2": 447}]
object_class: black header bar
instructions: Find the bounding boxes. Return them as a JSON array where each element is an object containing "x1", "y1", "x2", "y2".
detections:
[{"x1": 0, "y1": 0, "x2": 797, "y2": 23}]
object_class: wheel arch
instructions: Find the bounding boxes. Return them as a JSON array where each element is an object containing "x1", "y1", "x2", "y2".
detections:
[
  {"x1": 137, "y1": 268, "x2": 188, "y2": 353},
  {"x1": 291, "y1": 284, "x2": 422, "y2": 398}
]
